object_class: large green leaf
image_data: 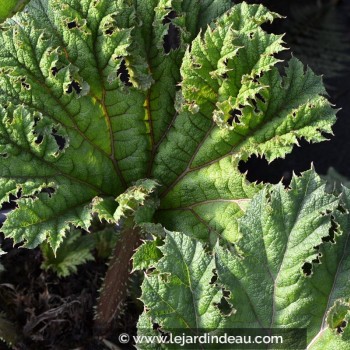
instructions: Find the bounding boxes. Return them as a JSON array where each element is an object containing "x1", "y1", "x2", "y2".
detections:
[
  {"x1": 153, "y1": 3, "x2": 336, "y2": 245},
  {"x1": 140, "y1": 230, "x2": 223, "y2": 330},
  {"x1": 139, "y1": 170, "x2": 350, "y2": 349},
  {"x1": 0, "y1": 2, "x2": 336, "y2": 252},
  {"x1": 0, "y1": 0, "x2": 231, "y2": 250}
]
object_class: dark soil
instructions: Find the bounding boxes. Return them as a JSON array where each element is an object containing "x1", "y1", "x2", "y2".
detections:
[
  {"x1": 1, "y1": 0, "x2": 350, "y2": 349},
  {"x1": 0, "y1": 236, "x2": 143, "y2": 349}
]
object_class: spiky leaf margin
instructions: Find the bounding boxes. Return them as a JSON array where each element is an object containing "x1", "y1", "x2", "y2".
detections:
[{"x1": 139, "y1": 170, "x2": 350, "y2": 349}]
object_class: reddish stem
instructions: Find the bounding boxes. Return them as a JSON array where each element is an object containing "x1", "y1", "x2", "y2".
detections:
[{"x1": 94, "y1": 224, "x2": 141, "y2": 335}]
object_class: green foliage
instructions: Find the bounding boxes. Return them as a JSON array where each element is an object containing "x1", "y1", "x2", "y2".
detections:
[
  {"x1": 139, "y1": 170, "x2": 350, "y2": 349},
  {"x1": 323, "y1": 167, "x2": 350, "y2": 194},
  {"x1": 93, "y1": 225, "x2": 119, "y2": 259},
  {"x1": 0, "y1": 1, "x2": 336, "y2": 251},
  {"x1": 0, "y1": 1, "x2": 344, "y2": 347},
  {"x1": 132, "y1": 238, "x2": 163, "y2": 271},
  {"x1": 41, "y1": 228, "x2": 95, "y2": 277},
  {"x1": 0, "y1": 0, "x2": 29, "y2": 22},
  {"x1": 141, "y1": 230, "x2": 223, "y2": 330}
]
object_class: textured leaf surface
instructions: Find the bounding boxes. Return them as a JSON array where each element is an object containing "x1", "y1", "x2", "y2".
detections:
[
  {"x1": 215, "y1": 170, "x2": 348, "y2": 342},
  {"x1": 0, "y1": 2, "x2": 336, "y2": 252},
  {"x1": 0, "y1": 0, "x2": 234, "y2": 249},
  {"x1": 140, "y1": 170, "x2": 350, "y2": 348},
  {"x1": 306, "y1": 187, "x2": 350, "y2": 349},
  {"x1": 154, "y1": 3, "x2": 336, "y2": 244},
  {"x1": 132, "y1": 239, "x2": 162, "y2": 271},
  {"x1": 140, "y1": 230, "x2": 222, "y2": 330}
]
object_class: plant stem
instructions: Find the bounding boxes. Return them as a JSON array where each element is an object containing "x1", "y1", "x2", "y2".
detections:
[{"x1": 94, "y1": 222, "x2": 141, "y2": 335}]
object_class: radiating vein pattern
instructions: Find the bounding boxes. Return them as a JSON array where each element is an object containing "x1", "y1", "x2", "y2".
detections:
[{"x1": 0, "y1": 2, "x2": 337, "y2": 253}]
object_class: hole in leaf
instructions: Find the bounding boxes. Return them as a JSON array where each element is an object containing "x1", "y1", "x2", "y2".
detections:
[
  {"x1": 337, "y1": 204, "x2": 347, "y2": 214},
  {"x1": 322, "y1": 217, "x2": 337, "y2": 243},
  {"x1": 145, "y1": 267, "x2": 156, "y2": 275},
  {"x1": 52, "y1": 129, "x2": 66, "y2": 151},
  {"x1": 253, "y1": 77, "x2": 259, "y2": 84},
  {"x1": 41, "y1": 187, "x2": 56, "y2": 198},
  {"x1": 227, "y1": 109, "x2": 242, "y2": 126},
  {"x1": 210, "y1": 269, "x2": 218, "y2": 285},
  {"x1": 67, "y1": 21, "x2": 77, "y2": 29},
  {"x1": 162, "y1": 11, "x2": 181, "y2": 53},
  {"x1": 105, "y1": 27, "x2": 114, "y2": 35},
  {"x1": 302, "y1": 262, "x2": 312, "y2": 276},
  {"x1": 256, "y1": 93, "x2": 266, "y2": 104},
  {"x1": 313, "y1": 255, "x2": 321, "y2": 264},
  {"x1": 216, "y1": 290, "x2": 234, "y2": 316},
  {"x1": 66, "y1": 80, "x2": 82, "y2": 94},
  {"x1": 337, "y1": 320, "x2": 347, "y2": 334},
  {"x1": 35, "y1": 135, "x2": 43, "y2": 145},
  {"x1": 251, "y1": 98, "x2": 259, "y2": 113},
  {"x1": 117, "y1": 59, "x2": 132, "y2": 87},
  {"x1": 51, "y1": 66, "x2": 61, "y2": 77},
  {"x1": 20, "y1": 78, "x2": 30, "y2": 90},
  {"x1": 152, "y1": 323, "x2": 161, "y2": 331},
  {"x1": 33, "y1": 116, "x2": 41, "y2": 128},
  {"x1": 221, "y1": 72, "x2": 228, "y2": 79}
]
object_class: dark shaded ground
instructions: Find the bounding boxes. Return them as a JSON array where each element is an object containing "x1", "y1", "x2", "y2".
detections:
[
  {"x1": 0, "y1": 238, "x2": 143, "y2": 349},
  {"x1": 0, "y1": 0, "x2": 350, "y2": 349}
]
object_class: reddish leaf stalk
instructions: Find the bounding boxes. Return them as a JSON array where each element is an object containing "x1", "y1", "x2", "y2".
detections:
[{"x1": 94, "y1": 224, "x2": 141, "y2": 335}]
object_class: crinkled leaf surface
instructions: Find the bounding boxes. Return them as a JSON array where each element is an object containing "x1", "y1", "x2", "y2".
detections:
[
  {"x1": 140, "y1": 230, "x2": 223, "y2": 330},
  {"x1": 0, "y1": 2, "x2": 336, "y2": 252},
  {"x1": 140, "y1": 170, "x2": 350, "y2": 349},
  {"x1": 306, "y1": 187, "x2": 350, "y2": 349}
]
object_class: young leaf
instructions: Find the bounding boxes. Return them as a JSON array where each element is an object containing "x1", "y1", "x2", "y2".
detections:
[{"x1": 41, "y1": 228, "x2": 95, "y2": 277}]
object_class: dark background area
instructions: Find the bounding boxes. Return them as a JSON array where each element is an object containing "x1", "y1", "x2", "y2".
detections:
[{"x1": 238, "y1": 0, "x2": 350, "y2": 184}]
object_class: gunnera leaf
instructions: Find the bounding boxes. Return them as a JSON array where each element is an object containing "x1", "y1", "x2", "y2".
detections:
[
  {"x1": 139, "y1": 170, "x2": 350, "y2": 349},
  {"x1": 0, "y1": 1, "x2": 337, "y2": 253},
  {"x1": 41, "y1": 227, "x2": 95, "y2": 277}
]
